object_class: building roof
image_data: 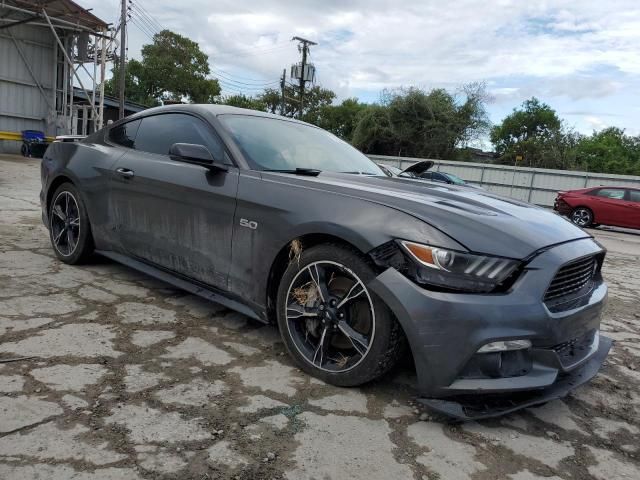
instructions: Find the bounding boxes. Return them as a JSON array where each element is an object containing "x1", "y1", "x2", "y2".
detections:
[
  {"x1": 2, "y1": 0, "x2": 108, "y2": 31},
  {"x1": 72, "y1": 88, "x2": 148, "y2": 113}
]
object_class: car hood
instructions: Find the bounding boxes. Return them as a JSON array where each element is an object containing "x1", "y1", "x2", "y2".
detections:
[{"x1": 294, "y1": 172, "x2": 591, "y2": 259}]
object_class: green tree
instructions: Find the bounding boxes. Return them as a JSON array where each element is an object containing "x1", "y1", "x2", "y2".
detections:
[
  {"x1": 574, "y1": 127, "x2": 640, "y2": 175},
  {"x1": 103, "y1": 60, "x2": 159, "y2": 107},
  {"x1": 490, "y1": 97, "x2": 569, "y2": 168},
  {"x1": 258, "y1": 85, "x2": 336, "y2": 120},
  {"x1": 104, "y1": 30, "x2": 220, "y2": 106},
  {"x1": 314, "y1": 98, "x2": 368, "y2": 140},
  {"x1": 351, "y1": 85, "x2": 490, "y2": 158},
  {"x1": 219, "y1": 94, "x2": 266, "y2": 111}
]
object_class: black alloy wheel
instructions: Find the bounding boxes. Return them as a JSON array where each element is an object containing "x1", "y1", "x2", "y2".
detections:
[
  {"x1": 49, "y1": 183, "x2": 94, "y2": 264},
  {"x1": 277, "y1": 244, "x2": 405, "y2": 386},
  {"x1": 50, "y1": 190, "x2": 81, "y2": 257},
  {"x1": 284, "y1": 260, "x2": 375, "y2": 373}
]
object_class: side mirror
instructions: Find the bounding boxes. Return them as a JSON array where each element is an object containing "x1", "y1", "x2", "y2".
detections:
[{"x1": 169, "y1": 143, "x2": 228, "y2": 172}]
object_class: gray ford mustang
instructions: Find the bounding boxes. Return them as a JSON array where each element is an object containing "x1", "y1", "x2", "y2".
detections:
[{"x1": 40, "y1": 104, "x2": 611, "y2": 419}]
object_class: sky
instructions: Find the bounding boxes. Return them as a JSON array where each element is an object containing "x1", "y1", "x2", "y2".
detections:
[{"x1": 84, "y1": 0, "x2": 640, "y2": 143}]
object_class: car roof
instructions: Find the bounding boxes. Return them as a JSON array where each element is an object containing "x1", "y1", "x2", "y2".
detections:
[
  {"x1": 112, "y1": 103, "x2": 312, "y2": 128},
  {"x1": 588, "y1": 186, "x2": 640, "y2": 190}
]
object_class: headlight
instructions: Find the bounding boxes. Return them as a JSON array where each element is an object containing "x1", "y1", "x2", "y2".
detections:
[{"x1": 398, "y1": 240, "x2": 521, "y2": 293}]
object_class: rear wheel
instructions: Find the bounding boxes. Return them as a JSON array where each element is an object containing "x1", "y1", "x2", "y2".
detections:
[
  {"x1": 49, "y1": 183, "x2": 94, "y2": 264},
  {"x1": 276, "y1": 244, "x2": 405, "y2": 387},
  {"x1": 570, "y1": 207, "x2": 593, "y2": 228}
]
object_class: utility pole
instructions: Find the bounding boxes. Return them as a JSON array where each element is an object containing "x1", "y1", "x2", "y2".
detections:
[
  {"x1": 291, "y1": 36, "x2": 316, "y2": 117},
  {"x1": 98, "y1": 33, "x2": 106, "y2": 129},
  {"x1": 280, "y1": 68, "x2": 286, "y2": 116},
  {"x1": 118, "y1": 0, "x2": 127, "y2": 119}
]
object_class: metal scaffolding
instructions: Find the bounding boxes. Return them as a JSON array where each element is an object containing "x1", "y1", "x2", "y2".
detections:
[{"x1": 0, "y1": 1, "x2": 112, "y2": 135}]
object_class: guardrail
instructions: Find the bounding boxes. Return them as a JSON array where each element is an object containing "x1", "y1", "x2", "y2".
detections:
[{"x1": 369, "y1": 154, "x2": 640, "y2": 207}]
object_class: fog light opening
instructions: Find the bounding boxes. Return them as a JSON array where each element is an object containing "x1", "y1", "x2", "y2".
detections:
[{"x1": 477, "y1": 339, "x2": 532, "y2": 353}]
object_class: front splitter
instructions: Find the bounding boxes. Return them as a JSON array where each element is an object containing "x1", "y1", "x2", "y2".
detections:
[{"x1": 419, "y1": 336, "x2": 612, "y2": 421}]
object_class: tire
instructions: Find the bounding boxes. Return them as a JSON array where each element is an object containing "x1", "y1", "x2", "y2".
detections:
[
  {"x1": 276, "y1": 243, "x2": 405, "y2": 387},
  {"x1": 570, "y1": 207, "x2": 593, "y2": 228},
  {"x1": 48, "y1": 182, "x2": 94, "y2": 264}
]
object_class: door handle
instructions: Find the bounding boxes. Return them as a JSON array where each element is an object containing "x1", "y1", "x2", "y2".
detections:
[{"x1": 116, "y1": 167, "x2": 134, "y2": 178}]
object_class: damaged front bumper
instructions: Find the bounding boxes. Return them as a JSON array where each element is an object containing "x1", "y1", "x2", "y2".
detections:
[
  {"x1": 420, "y1": 334, "x2": 611, "y2": 420},
  {"x1": 369, "y1": 237, "x2": 611, "y2": 420}
]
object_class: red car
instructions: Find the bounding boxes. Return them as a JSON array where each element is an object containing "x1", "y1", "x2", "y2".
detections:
[{"x1": 554, "y1": 186, "x2": 640, "y2": 229}]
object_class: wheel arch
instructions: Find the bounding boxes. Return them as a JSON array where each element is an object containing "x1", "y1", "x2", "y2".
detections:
[
  {"x1": 46, "y1": 174, "x2": 75, "y2": 216},
  {"x1": 265, "y1": 232, "x2": 368, "y2": 323}
]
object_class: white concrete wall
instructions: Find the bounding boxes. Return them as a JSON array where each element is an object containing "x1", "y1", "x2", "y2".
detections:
[{"x1": 369, "y1": 154, "x2": 640, "y2": 207}]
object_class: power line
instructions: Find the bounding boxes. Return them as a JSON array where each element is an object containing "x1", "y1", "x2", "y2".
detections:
[
  {"x1": 135, "y1": 4, "x2": 164, "y2": 31},
  {"x1": 218, "y1": 84, "x2": 258, "y2": 97},
  {"x1": 129, "y1": 1, "x2": 164, "y2": 31},
  {"x1": 210, "y1": 66, "x2": 279, "y2": 84},
  {"x1": 130, "y1": 9, "x2": 162, "y2": 35},
  {"x1": 216, "y1": 79, "x2": 271, "y2": 92},
  {"x1": 127, "y1": 11, "x2": 156, "y2": 39},
  {"x1": 127, "y1": 10, "x2": 156, "y2": 38},
  {"x1": 129, "y1": 10, "x2": 159, "y2": 37},
  {"x1": 211, "y1": 70, "x2": 278, "y2": 87},
  {"x1": 129, "y1": 17, "x2": 155, "y2": 41}
]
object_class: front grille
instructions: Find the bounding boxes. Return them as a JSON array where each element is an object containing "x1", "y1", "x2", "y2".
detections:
[{"x1": 544, "y1": 254, "x2": 598, "y2": 304}]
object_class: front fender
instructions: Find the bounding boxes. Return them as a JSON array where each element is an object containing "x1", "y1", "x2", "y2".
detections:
[{"x1": 229, "y1": 170, "x2": 465, "y2": 313}]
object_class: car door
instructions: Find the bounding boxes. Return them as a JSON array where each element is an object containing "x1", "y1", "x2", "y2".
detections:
[
  {"x1": 590, "y1": 188, "x2": 628, "y2": 226},
  {"x1": 621, "y1": 189, "x2": 640, "y2": 229},
  {"x1": 109, "y1": 112, "x2": 239, "y2": 290}
]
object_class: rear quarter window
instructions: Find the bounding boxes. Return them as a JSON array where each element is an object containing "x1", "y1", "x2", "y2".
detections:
[{"x1": 108, "y1": 119, "x2": 141, "y2": 148}]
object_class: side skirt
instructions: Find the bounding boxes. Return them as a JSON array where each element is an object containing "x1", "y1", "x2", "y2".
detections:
[{"x1": 96, "y1": 250, "x2": 266, "y2": 323}]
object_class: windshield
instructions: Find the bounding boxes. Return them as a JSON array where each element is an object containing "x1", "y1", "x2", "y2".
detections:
[
  {"x1": 444, "y1": 173, "x2": 466, "y2": 185},
  {"x1": 219, "y1": 115, "x2": 384, "y2": 175}
]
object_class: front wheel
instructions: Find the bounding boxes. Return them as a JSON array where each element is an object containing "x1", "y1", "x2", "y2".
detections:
[
  {"x1": 570, "y1": 207, "x2": 593, "y2": 228},
  {"x1": 276, "y1": 244, "x2": 405, "y2": 387}
]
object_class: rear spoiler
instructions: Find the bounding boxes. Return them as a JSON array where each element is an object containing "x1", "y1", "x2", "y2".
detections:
[
  {"x1": 54, "y1": 135, "x2": 86, "y2": 143},
  {"x1": 401, "y1": 160, "x2": 434, "y2": 176}
]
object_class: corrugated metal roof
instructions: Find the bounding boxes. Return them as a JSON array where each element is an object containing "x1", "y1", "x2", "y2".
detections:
[
  {"x1": 72, "y1": 88, "x2": 148, "y2": 113},
  {"x1": 4, "y1": 1, "x2": 108, "y2": 30}
]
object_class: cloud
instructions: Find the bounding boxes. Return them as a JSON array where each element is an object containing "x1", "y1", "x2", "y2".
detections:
[
  {"x1": 81, "y1": 0, "x2": 640, "y2": 134},
  {"x1": 584, "y1": 115, "x2": 609, "y2": 131}
]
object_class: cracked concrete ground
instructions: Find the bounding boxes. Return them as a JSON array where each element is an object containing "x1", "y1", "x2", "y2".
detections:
[{"x1": 1, "y1": 154, "x2": 639, "y2": 480}]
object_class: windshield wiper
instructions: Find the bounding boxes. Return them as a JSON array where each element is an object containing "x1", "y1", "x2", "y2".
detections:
[
  {"x1": 339, "y1": 171, "x2": 378, "y2": 175},
  {"x1": 263, "y1": 168, "x2": 321, "y2": 177}
]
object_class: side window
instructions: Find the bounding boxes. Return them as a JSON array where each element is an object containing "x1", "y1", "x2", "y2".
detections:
[
  {"x1": 108, "y1": 119, "x2": 141, "y2": 148},
  {"x1": 594, "y1": 188, "x2": 625, "y2": 200},
  {"x1": 628, "y1": 190, "x2": 640, "y2": 202},
  {"x1": 432, "y1": 173, "x2": 447, "y2": 183},
  {"x1": 134, "y1": 113, "x2": 226, "y2": 161}
]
